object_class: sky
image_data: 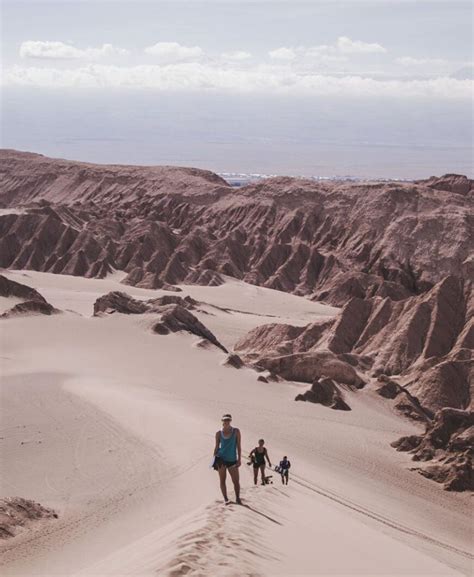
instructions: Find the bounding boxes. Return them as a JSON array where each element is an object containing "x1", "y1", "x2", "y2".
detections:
[{"x1": 1, "y1": 0, "x2": 473, "y2": 178}]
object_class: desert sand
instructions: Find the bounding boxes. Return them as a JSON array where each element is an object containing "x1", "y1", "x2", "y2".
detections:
[
  {"x1": 0, "y1": 269, "x2": 472, "y2": 576},
  {"x1": 0, "y1": 152, "x2": 472, "y2": 576}
]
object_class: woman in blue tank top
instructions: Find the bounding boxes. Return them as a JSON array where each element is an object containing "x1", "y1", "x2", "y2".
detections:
[{"x1": 213, "y1": 413, "x2": 242, "y2": 504}]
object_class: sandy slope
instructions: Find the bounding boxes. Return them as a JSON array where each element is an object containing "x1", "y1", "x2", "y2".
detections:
[{"x1": 0, "y1": 271, "x2": 472, "y2": 576}]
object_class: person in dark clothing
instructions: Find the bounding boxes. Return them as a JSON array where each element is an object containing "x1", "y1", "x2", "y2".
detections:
[
  {"x1": 249, "y1": 439, "x2": 272, "y2": 485},
  {"x1": 279, "y1": 456, "x2": 291, "y2": 484}
]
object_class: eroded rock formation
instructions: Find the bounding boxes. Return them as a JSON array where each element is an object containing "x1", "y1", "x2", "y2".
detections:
[
  {"x1": 0, "y1": 497, "x2": 58, "y2": 539},
  {"x1": 0, "y1": 274, "x2": 58, "y2": 317},
  {"x1": 235, "y1": 275, "x2": 472, "y2": 414},
  {"x1": 152, "y1": 305, "x2": 228, "y2": 352},
  {"x1": 1, "y1": 151, "x2": 472, "y2": 305},
  {"x1": 295, "y1": 378, "x2": 351, "y2": 410},
  {"x1": 392, "y1": 409, "x2": 473, "y2": 491},
  {"x1": 92, "y1": 290, "x2": 226, "y2": 352}
]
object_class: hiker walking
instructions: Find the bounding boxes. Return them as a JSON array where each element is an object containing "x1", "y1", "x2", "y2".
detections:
[
  {"x1": 213, "y1": 414, "x2": 242, "y2": 504},
  {"x1": 249, "y1": 439, "x2": 272, "y2": 485},
  {"x1": 279, "y1": 456, "x2": 291, "y2": 484}
]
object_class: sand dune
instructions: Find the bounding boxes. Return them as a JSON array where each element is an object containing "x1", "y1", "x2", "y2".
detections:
[{"x1": 0, "y1": 271, "x2": 472, "y2": 576}]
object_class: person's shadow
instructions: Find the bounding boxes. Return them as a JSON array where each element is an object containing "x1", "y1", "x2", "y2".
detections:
[{"x1": 239, "y1": 503, "x2": 282, "y2": 525}]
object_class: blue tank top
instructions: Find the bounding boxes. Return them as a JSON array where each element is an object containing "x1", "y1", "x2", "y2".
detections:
[{"x1": 218, "y1": 428, "x2": 237, "y2": 462}]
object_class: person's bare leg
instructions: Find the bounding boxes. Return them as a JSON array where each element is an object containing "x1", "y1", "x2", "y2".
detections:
[
  {"x1": 218, "y1": 466, "x2": 228, "y2": 502},
  {"x1": 260, "y1": 465, "x2": 265, "y2": 484},
  {"x1": 253, "y1": 467, "x2": 258, "y2": 485},
  {"x1": 228, "y1": 466, "x2": 241, "y2": 503}
]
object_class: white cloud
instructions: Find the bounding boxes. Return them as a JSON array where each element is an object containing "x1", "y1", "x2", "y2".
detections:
[
  {"x1": 394, "y1": 57, "x2": 474, "y2": 78},
  {"x1": 395, "y1": 57, "x2": 449, "y2": 67},
  {"x1": 3, "y1": 62, "x2": 471, "y2": 100},
  {"x1": 19, "y1": 40, "x2": 129, "y2": 60},
  {"x1": 144, "y1": 42, "x2": 204, "y2": 63},
  {"x1": 268, "y1": 37, "x2": 386, "y2": 64},
  {"x1": 221, "y1": 50, "x2": 252, "y2": 62},
  {"x1": 336, "y1": 36, "x2": 386, "y2": 54},
  {"x1": 268, "y1": 47, "x2": 297, "y2": 61}
]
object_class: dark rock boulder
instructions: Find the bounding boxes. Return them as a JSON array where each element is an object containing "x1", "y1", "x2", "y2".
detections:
[
  {"x1": 153, "y1": 305, "x2": 228, "y2": 353},
  {"x1": 148, "y1": 294, "x2": 197, "y2": 311},
  {"x1": 222, "y1": 354, "x2": 244, "y2": 369},
  {"x1": 93, "y1": 291, "x2": 148, "y2": 316},
  {"x1": 295, "y1": 378, "x2": 351, "y2": 411},
  {"x1": 0, "y1": 274, "x2": 46, "y2": 303},
  {"x1": 376, "y1": 375, "x2": 433, "y2": 422},
  {"x1": 0, "y1": 275, "x2": 58, "y2": 317},
  {"x1": 2, "y1": 300, "x2": 57, "y2": 318}
]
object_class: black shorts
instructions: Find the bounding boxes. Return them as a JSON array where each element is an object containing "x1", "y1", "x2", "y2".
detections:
[
  {"x1": 253, "y1": 462, "x2": 265, "y2": 469},
  {"x1": 214, "y1": 457, "x2": 237, "y2": 470}
]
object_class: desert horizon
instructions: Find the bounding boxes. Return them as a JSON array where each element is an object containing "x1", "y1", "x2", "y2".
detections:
[{"x1": 1, "y1": 1, "x2": 473, "y2": 575}]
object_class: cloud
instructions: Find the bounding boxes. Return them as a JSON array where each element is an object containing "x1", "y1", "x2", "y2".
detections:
[
  {"x1": 395, "y1": 57, "x2": 448, "y2": 67},
  {"x1": 394, "y1": 57, "x2": 474, "y2": 78},
  {"x1": 144, "y1": 42, "x2": 204, "y2": 63},
  {"x1": 268, "y1": 47, "x2": 297, "y2": 61},
  {"x1": 19, "y1": 40, "x2": 129, "y2": 60},
  {"x1": 336, "y1": 36, "x2": 386, "y2": 54},
  {"x1": 220, "y1": 50, "x2": 252, "y2": 62},
  {"x1": 268, "y1": 37, "x2": 386, "y2": 63},
  {"x1": 450, "y1": 64, "x2": 474, "y2": 81},
  {"x1": 3, "y1": 62, "x2": 471, "y2": 100}
]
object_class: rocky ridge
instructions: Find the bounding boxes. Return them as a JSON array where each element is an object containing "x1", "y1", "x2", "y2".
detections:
[
  {"x1": 392, "y1": 409, "x2": 473, "y2": 491},
  {"x1": 0, "y1": 274, "x2": 58, "y2": 317},
  {"x1": 1, "y1": 151, "x2": 472, "y2": 304},
  {"x1": 93, "y1": 291, "x2": 227, "y2": 352},
  {"x1": 235, "y1": 275, "x2": 473, "y2": 416}
]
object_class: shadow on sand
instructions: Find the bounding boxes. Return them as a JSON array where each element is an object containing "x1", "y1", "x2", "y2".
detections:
[{"x1": 240, "y1": 503, "x2": 282, "y2": 526}]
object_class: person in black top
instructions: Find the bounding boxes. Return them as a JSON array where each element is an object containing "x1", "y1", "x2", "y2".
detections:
[
  {"x1": 249, "y1": 439, "x2": 272, "y2": 485},
  {"x1": 279, "y1": 456, "x2": 291, "y2": 484}
]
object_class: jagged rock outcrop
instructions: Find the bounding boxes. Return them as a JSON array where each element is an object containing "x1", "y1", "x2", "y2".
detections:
[
  {"x1": 0, "y1": 274, "x2": 46, "y2": 302},
  {"x1": 295, "y1": 378, "x2": 351, "y2": 410},
  {"x1": 1, "y1": 152, "x2": 471, "y2": 307},
  {"x1": 0, "y1": 274, "x2": 58, "y2": 317},
  {"x1": 93, "y1": 291, "x2": 149, "y2": 316},
  {"x1": 236, "y1": 276, "x2": 473, "y2": 413},
  {"x1": 391, "y1": 408, "x2": 473, "y2": 491},
  {"x1": 93, "y1": 291, "x2": 198, "y2": 316},
  {"x1": 92, "y1": 289, "x2": 226, "y2": 351},
  {"x1": 2, "y1": 300, "x2": 57, "y2": 318},
  {"x1": 0, "y1": 497, "x2": 58, "y2": 539},
  {"x1": 222, "y1": 354, "x2": 245, "y2": 369},
  {"x1": 148, "y1": 295, "x2": 197, "y2": 311},
  {"x1": 375, "y1": 375, "x2": 432, "y2": 422},
  {"x1": 153, "y1": 305, "x2": 228, "y2": 352}
]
